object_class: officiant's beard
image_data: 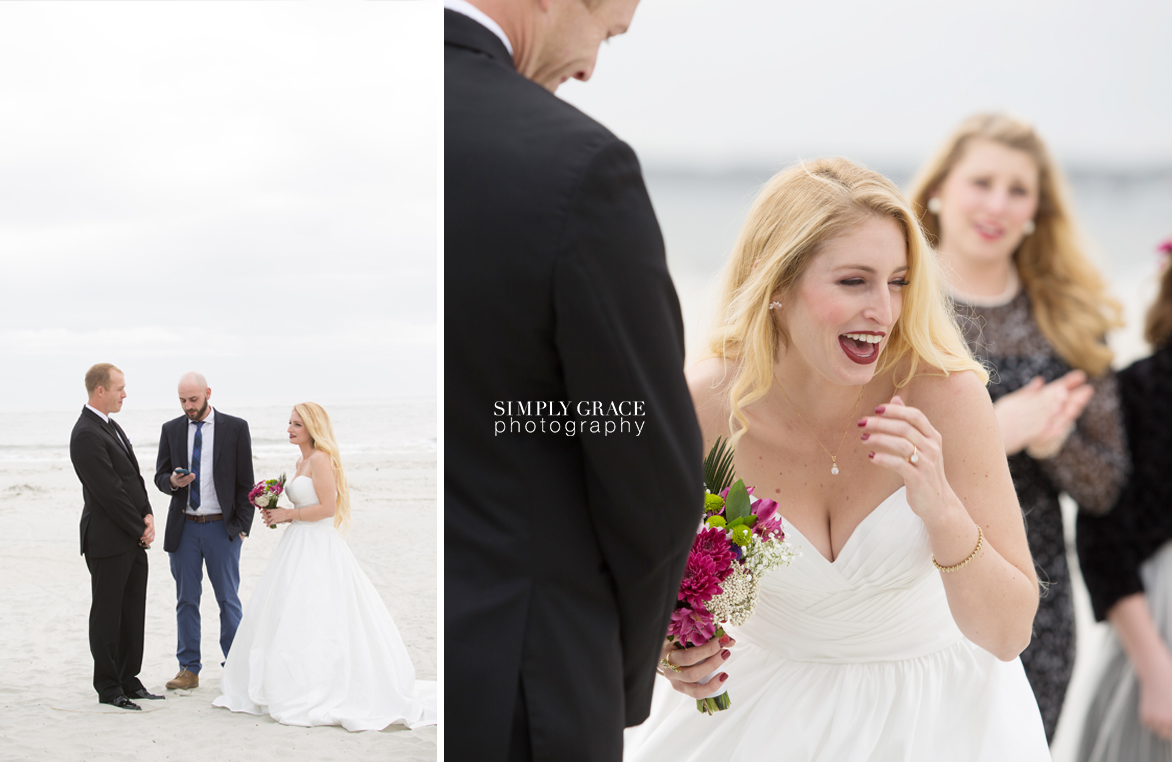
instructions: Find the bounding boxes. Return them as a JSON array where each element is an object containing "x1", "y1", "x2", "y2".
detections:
[{"x1": 185, "y1": 400, "x2": 209, "y2": 421}]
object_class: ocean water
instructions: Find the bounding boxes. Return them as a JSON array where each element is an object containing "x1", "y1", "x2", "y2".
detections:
[
  {"x1": 646, "y1": 168, "x2": 1172, "y2": 367},
  {"x1": 0, "y1": 398, "x2": 437, "y2": 465}
]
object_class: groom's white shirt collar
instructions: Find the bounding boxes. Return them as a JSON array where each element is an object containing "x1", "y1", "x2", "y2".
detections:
[
  {"x1": 85, "y1": 404, "x2": 109, "y2": 423},
  {"x1": 445, "y1": 0, "x2": 514, "y2": 56}
]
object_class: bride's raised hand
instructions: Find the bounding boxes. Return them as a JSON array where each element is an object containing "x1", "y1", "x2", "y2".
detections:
[
  {"x1": 859, "y1": 395, "x2": 956, "y2": 525},
  {"x1": 657, "y1": 635, "x2": 733, "y2": 699}
]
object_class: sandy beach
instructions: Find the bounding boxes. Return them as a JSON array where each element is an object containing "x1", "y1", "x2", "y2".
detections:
[{"x1": 0, "y1": 444, "x2": 437, "y2": 762}]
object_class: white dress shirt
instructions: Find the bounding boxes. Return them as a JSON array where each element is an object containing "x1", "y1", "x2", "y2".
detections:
[
  {"x1": 444, "y1": 0, "x2": 513, "y2": 56},
  {"x1": 186, "y1": 407, "x2": 222, "y2": 515}
]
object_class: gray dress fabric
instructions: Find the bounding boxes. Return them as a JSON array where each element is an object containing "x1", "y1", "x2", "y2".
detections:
[
  {"x1": 953, "y1": 287, "x2": 1128, "y2": 742},
  {"x1": 1075, "y1": 542, "x2": 1172, "y2": 762}
]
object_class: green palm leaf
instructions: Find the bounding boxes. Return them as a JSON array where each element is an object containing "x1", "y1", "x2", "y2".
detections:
[{"x1": 703, "y1": 435, "x2": 737, "y2": 495}]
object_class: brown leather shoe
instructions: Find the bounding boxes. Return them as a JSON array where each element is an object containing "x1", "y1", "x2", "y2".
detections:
[{"x1": 165, "y1": 669, "x2": 199, "y2": 690}]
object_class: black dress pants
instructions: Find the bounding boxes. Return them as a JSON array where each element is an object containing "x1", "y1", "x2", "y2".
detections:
[{"x1": 85, "y1": 547, "x2": 147, "y2": 701}]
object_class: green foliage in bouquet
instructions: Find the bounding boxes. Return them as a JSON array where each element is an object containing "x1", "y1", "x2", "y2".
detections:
[{"x1": 703, "y1": 435, "x2": 737, "y2": 496}]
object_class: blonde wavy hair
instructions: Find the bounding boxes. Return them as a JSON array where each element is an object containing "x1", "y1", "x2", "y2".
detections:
[
  {"x1": 707, "y1": 158, "x2": 986, "y2": 444},
  {"x1": 294, "y1": 402, "x2": 351, "y2": 530},
  {"x1": 908, "y1": 113, "x2": 1121, "y2": 376}
]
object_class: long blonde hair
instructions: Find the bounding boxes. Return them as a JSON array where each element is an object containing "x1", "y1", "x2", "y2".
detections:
[
  {"x1": 908, "y1": 113, "x2": 1121, "y2": 375},
  {"x1": 707, "y1": 158, "x2": 985, "y2": 444},
  {"x1": 294, "y1": 402, "x2": 351, "y2": 530}
]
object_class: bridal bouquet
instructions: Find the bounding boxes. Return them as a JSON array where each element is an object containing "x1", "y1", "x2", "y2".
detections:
[
  {"x1": 666, "y1": 437, "x2": 798, "y2": 714},
  {"x1": 248, "y1": 474, "x2": 286, "y2": 529}
]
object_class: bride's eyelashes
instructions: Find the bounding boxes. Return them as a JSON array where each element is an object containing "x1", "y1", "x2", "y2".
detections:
[{"x1": 837, "y1": 277, "x2": 911, "y2": 288}]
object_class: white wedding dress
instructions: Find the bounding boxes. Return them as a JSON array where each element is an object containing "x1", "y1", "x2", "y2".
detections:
[
  {"x1": 625, "y1": 488, "x2": 1050, "y2": 761},
  {"x1": 213, "y1": 475, "x2": 436, "y2": 731}
]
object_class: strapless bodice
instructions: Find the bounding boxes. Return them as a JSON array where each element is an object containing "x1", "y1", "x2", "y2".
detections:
[
  {"x1": 731, "y1": 488, "x2": 965, "y2": 663},
  {"x1": 286, "y1": 475, "x2": 320, "y2": 510}
]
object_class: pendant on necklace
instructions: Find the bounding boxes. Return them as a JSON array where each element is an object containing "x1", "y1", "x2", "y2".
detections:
[{"x1": 831, "y1": 461, "x2": 839, "y2": 476}]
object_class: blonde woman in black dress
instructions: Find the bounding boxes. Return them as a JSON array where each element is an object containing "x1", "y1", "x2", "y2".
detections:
[{"x1": 908, "y1": 114, "x2": 1128, "y2": 741}]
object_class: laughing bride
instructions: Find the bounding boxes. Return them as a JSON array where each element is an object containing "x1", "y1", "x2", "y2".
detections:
[
  {"x1": 213, "y1": 402, "x2": 436, "y2": 731},
  {"x1": 624, "y1": 158, "x2": 1050, "y2": 759}
]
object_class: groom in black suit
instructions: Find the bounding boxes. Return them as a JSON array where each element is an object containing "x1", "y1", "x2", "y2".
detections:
[
  {"x1": 70, "y1": 363, "x2": 161, "y2": 710},
  {"x1": 446, "y1": 1, "x2": 704, "y2": 759},
  {"x1": 154, "y1": 371, "x2": 254, "y2": 692}
]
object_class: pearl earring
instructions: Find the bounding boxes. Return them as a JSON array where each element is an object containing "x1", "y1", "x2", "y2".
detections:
[
  {"x1": 1022, "y1": 220, "x2": 1036, "y2": 235},
  {"x1": 926, "y1": 198, "x2": 942, "y2": 214},
  {"x1": 768, "y1": 301, "x2": 782, "y2": 310}
]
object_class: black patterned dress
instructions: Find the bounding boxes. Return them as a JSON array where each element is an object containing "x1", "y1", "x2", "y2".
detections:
[{"x1": 953, "y1": 287, "x2": 1128, "y2": 743}]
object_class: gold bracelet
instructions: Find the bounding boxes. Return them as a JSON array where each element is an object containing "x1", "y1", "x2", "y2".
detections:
[{"x1": 932, "y1": 525, "x2": 983, "y2": 572}]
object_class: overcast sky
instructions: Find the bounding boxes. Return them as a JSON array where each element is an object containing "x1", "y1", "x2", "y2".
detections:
[
  {"x1": 560, "y1": 0, "x2": 1172, "y2": 171},
  {"x1": 0, "y1": 1, "x2": 435, "y2": 412}
]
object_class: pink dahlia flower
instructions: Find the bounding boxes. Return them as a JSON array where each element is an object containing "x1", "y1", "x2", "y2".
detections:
[
  {"x1": 678, "y1": 550, "x2": 723, "y2": 608},
  {"x1": 692, "y1": 527, "x2": 736, "y2": 578}
]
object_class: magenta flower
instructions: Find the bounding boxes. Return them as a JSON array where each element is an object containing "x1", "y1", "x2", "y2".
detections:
[
  {"x1": 678, "y1": 550, "x2": 723, "y2": 608},
  {"x1": 667, "y1": 605, "x2": 716, "y2": 647},
  {"x1": 692, "y1": 527, "x2": 736, "y2": 578},
  {"x1": 752, "y1": 498, "x2": 784, "y2": 539}
]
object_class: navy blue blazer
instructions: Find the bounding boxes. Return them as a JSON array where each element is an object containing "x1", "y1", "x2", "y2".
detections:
[
  {"x1": 71, "y1": 406, "x2": 154, "y2": 558},
  {"x1": 154, "y1": 410, "x2": 255, "y2": 553}
]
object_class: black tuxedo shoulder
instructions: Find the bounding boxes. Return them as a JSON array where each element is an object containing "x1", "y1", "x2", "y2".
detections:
[
  {"x1": 214, "y1": 410, "x2": 248, "y2": 430},
  {"x1": 445, "y1": 18, "x2": 625, "y2": 200}
]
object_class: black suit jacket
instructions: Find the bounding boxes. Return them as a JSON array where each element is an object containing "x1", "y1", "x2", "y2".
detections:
[
  {"x1": 446, "y1": 11, "x2": 704, "y2": 761},
  {"x1": 71, "y1": 407, "x2": 153, "y2": 558},
  {"x1": 153, "y1": 410, "x2": 255, "y2": 553}
]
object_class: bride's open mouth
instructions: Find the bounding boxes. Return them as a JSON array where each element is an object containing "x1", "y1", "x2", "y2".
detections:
[{"x1": 839, "y1": 332, "x2": 884, "y2": 365}]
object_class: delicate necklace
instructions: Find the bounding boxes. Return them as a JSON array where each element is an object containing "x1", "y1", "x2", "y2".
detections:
[{"x1": 775, "y1": 377, "x2": 866, "y2": 476}]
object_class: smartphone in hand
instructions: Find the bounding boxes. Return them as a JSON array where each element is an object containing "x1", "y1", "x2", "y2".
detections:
[{"x1": 174, "y1": 468, "x2": 191, "y2": 476}]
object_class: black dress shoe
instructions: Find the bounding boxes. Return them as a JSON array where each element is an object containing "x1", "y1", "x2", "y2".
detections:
[
  {"x1": 127, "y1": 688, "x2": 164, "y2": 700},
  {"x1": 99, "y1": 695, "x2": 141, "y2": 711}
]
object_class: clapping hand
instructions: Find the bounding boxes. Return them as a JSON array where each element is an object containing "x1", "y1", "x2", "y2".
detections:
[
  {"x1": 657, "y1": 635, "x2": 733, "y2": 699},
  {"x1": 993, "y1": 371, "x2": 1093, "y2": 456}
]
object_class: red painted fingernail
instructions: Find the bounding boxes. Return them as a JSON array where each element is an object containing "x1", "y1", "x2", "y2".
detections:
[
  {"x1": 720, "y1": 673, "x2": 728, "y2": 682},
  {"x1": 868, "y1": 452, "x2": 875, "y2": 459},
  {"x1": 722, "y1": 649, "x2": 730, "y2": 659},
  {"x1": 857, "y1": 419, "x2": 867, "y2": 427},
  {"x1": 875, "y1": 406, "x2": 886, "y2": 414},
  {"x1": 860, "y1": 433, "x2": 869, "y2": 440}
]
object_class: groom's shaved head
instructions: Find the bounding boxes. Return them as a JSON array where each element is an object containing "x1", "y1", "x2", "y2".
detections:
[{"x1": 178, "y1": 371, "x2": 211, "y2": 421}]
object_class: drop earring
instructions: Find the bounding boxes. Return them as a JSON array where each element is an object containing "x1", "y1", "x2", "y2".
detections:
[
  {"x1": 1022, "y1": 220, "x2": 1036, "y2": 235},
  {"x1": 926, "y1": 198, "x2": 942, "y2": 214},
  {"x1": 768, "y1": 301, "x2": 782, "y2": 310}
]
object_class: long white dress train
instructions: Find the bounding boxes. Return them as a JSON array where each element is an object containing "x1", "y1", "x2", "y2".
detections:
[
  {"x1": 213, "y1": 476, "x2": 436, "y2": 731},
  {"x1": 625, "y1": 488, "x2": 1049, "y2": 761}
]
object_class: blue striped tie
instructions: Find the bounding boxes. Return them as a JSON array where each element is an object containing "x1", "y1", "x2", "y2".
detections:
[{"x1": 191, "y1": 421, "x2": 203, "y2": 509}]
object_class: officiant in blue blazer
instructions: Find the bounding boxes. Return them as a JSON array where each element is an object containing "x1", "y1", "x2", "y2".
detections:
[{"x1": 154, "y1": 371, "x2": 254, "y2": 692}]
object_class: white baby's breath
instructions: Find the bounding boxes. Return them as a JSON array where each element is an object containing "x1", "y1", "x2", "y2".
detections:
[{"x1": 707, "y1": 534, "x2": 799, "y2": 627}]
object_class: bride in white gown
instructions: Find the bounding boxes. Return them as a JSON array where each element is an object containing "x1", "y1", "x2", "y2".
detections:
[
  {"x1": 213, "y1": 402, "x2": 436, "y2": 731},
  {"x1": 625, "y1": 159, "x2": 1050, "y2": 760}
]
